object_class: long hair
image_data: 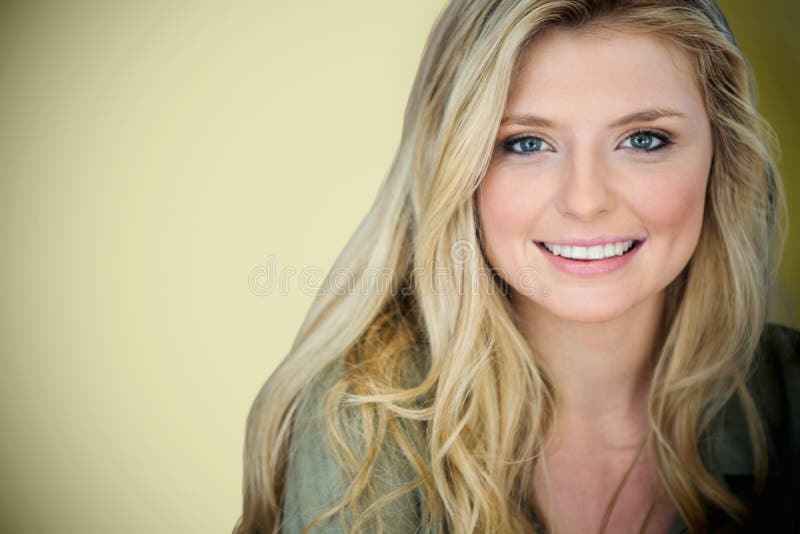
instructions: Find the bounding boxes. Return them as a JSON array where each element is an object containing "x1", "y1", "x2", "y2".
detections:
[{"x1": 234, "y1": 1, "x2": 787, "y2": 532}]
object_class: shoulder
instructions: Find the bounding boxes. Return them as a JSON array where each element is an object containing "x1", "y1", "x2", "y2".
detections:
[
  {"x1": 749, "y1": 322, "x2": 800, "y2": 429},
  {"x1": 741, "y1": 323, "x2": 800, "y2": 529},
  {"x1": 685, "y1": 323, "x2": 800, "y2": 531},
  {"x1": 280, "y1": 360, "x2": 425, "y2": 533},
  {"x1": 280, "y1": 361, "x2": 349, "y2": 532},
  {"x1": 757, "y1": 322, "x2": 800, "y2": 372},
  {"x1": 745, "y1": 322, "x2": 800, "y2": 454}
]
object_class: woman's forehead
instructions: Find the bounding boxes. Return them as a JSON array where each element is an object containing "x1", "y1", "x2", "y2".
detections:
[{"x1": 505, "y1": 27, "x2": 705, "y2": 126}]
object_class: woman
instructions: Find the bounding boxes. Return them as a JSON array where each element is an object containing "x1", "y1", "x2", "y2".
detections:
[{"x1": 235, "y1": 0, "x2": 799, "y2": 532}]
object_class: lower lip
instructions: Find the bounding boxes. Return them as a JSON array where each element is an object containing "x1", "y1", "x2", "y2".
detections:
[{"x1": 535, "y1": 240, "x2": 644, "y2": 276}]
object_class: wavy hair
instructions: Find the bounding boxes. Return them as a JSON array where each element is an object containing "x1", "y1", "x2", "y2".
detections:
[{"x1": 234, "y1": 0, "x2": 786, "y2": 532}]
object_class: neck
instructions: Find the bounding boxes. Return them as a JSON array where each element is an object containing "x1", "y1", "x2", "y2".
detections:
[{"x1": 515, "y1": 293, "x2": 666, "y2": 445}]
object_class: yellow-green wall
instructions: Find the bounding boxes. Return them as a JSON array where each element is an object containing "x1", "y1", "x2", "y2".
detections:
[
  {"x1": 717, "y1": 0, "x2": 799, "y2": 326},
  {"x1": 0, "y1": 2, "x2": 795, "y2": 533}
]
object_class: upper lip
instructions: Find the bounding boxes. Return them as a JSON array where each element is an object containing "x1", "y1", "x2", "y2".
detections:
[{"x1": 537, "y1": 236, "x2": 644, "y2": 246}]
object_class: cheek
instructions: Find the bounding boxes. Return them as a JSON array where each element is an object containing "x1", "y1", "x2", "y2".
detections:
[
  {"x1": 631, "y1": 167, "x2": 708, "y2": 248},
  {"x1": 476, "y1": 170, "x2": 548, "y2": 252},
  {"x1": 477, "y1": 173, "x2": 538, "y2": 272}
]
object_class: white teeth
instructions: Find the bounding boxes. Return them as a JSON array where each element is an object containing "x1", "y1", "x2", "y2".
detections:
[
  {"x1": 542, "y1": 239, "x2": 635, "y2": 260},
  {"x1": 587, "y1": 245, "x2": 603, "y2": 259}
]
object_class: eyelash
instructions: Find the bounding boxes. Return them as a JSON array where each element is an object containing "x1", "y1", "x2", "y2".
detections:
[{"x1": 501, "y1": 129, "x2": 674, "y2": 156}]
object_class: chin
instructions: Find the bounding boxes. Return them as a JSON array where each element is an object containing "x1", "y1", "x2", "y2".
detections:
[{"x1": 530, "y1": 293, "x2": 640, "y2": 324}]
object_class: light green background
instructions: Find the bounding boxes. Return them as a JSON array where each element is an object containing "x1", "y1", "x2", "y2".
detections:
[{"x1": 0, "y1": 2, "x2": 796, "y2": 533}]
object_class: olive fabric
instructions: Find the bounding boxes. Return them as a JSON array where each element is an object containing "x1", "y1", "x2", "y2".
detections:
[
  {"x1": 665, "y1": 323, "x2": 800, "y2": 533},
  {"x1": 281, "y1": 359, "x2": 427, "y2": 533},
  {"x1": 280, "y1": 323, "x2": 800, "y2": 533}
]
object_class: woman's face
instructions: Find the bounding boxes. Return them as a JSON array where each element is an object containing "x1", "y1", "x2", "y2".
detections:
[{"x1": 476, "y1": 27, "x2": 713, "y2": 323}]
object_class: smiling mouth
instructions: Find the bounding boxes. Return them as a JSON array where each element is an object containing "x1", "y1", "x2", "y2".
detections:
[{"x1": 535, "y1": 240, "x2": 643, "y2": 261}]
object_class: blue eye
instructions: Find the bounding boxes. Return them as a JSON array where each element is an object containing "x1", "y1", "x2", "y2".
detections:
[
  {"x1": 502, "y1": 135, "x2": 552, "y2": 154},
  {"x1": 620, "y1": 130, "x2": 673, "y2": 152},
  {"x1": 501, "y1": 129, "x2": 673, "y2": 156}
]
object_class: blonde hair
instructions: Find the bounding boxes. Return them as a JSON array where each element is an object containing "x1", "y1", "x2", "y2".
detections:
[{"x1": 234, "y1": 1, "x2": 786, "y2": 532}]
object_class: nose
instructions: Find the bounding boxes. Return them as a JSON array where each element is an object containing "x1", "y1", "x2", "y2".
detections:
[{"x1": 555, "y1": 147, "x2": 613, "y2": 220}]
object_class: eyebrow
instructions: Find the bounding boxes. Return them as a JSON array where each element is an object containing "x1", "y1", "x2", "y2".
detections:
[{"x1": 500, "y1": 108, "x2": 688, "y2": 129}]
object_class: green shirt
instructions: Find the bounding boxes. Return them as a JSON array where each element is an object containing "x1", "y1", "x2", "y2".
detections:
[{"x1": 281, "y1": 323, "x2": 800, "y2": 533}]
